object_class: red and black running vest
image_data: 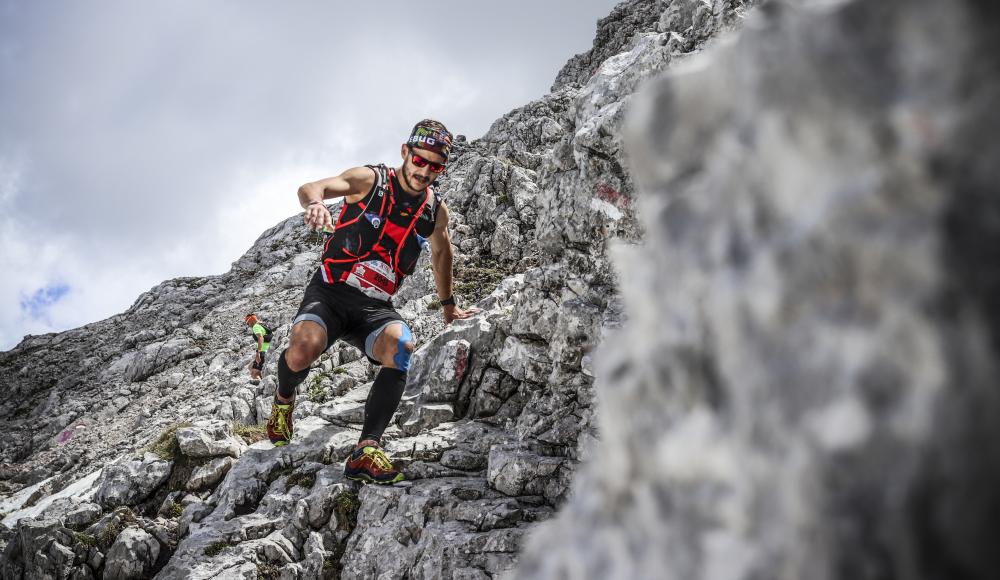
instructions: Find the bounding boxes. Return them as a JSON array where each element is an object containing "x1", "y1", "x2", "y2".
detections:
[{"x1": 320, "y1": 164, "x2": 440, "y2": 300}]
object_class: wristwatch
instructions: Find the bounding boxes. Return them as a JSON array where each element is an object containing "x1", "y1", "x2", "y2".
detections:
[{"x1": 440, "y1": 295, "x2": 456, "y2": 307}]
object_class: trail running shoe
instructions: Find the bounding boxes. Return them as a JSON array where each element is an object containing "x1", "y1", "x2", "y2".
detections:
[
  {"x1": 344, "y1": 440, "x2": 404, "y2": 484},
  {"x1": 266, "y1": 399, "x2": 295, "y2": 446}
]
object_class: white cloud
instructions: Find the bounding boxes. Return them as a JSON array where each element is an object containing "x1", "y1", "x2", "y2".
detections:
[
  {"x1": 0, "y1": 221, "x2": 77, "y2": 349},
  {"x1": 214, "y1": 158, "x2": 334, "y2": 265},
  {"x1": 0, "y1": 1, "x2": 620, "y2": 351},
  {"x1": 0, "y1": 155, "x2": 21, "y2": 205}
]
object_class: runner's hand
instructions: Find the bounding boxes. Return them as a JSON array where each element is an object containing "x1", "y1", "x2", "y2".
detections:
[
  {"x1": 304, "y1": 202, "x2": 333, "y2": 231},
  {"x1": 443, "y1": 305, "x2": 481, "y2": 325}
]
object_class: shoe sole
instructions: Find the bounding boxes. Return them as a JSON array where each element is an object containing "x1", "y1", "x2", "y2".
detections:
[{"x1": 345, "y1": 472, "x2": 404, "y2": 485}]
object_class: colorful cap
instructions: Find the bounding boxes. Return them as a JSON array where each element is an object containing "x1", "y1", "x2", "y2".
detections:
[{"x1": 407, "y1": 119, "x2": 453, "y2": 159}]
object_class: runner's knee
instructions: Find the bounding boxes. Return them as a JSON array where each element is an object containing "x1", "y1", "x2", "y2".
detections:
[
  {"x1": 285, "y1": 343, "x2": 318, "y2": 371},
  {"x1": 393, "y1": 324, "x2": 414, "y2": 371},
  {"x1": 376, "y1": 323, "x2": 414, "y2": 371},
  {"x1": 287, "y1": 322, "x2": 326, "y2": 370}
]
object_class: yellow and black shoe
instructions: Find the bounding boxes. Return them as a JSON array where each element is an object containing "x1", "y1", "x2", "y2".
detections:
[
  {"x1": 266, "y1": 398, "x2": 294, "y2": 446},
  {"x1": 344, "y1": 440, "x2": 404, "y2": 484}
]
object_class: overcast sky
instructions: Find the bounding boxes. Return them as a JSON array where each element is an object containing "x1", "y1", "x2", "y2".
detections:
[{"x1": 0, "y1": 0, "x2": 620, "y2": 351}]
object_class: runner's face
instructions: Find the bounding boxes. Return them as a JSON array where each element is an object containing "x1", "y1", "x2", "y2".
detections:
[{"x1": 399, "y1": 145, "x2": 446, "y2": 193}]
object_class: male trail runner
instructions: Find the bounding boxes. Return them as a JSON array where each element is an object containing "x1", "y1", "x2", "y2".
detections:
[{"x1": 267, "y1": 119, "x2": 478, "y2": 484}]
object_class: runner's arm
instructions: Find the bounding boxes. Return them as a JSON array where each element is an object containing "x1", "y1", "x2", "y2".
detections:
[
  {"x1": 298, "y1": 167, "x2": 377, "y2": 230},
  {"x1": 429, "y1": 202, "x2": 480, "y2": 324}
]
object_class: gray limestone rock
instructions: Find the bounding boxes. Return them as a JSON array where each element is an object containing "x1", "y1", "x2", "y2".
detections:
[
  {"x1": 400, "y1": 403, "x2": 457, "y2": 437},
  {"x1": 298, "y1": 531, "x2": 330, "y2": 579},
  {"x1": 186, "y1": 457, "x2": 233, "y2": 492},
  {"x1": 490, "y1": 214, "x2": 522, "y2": 261},
  {"x1": 408, "y1": 339, "x2": 472, "y2": 404},
  {"x1": 519, "y1": 0, "x2": 1000, "y2": 579},
  {"x1": 496, "y1": 337, "x2": 552, "y2": 384},
  {"x1": 104, "y1": 527, "x2": 160, "y2": 580},
  {"x1": 122, "y1": 337, "x2": 203, "y2": 383},
  {"x1": 94, "y1": 454, "x2": 171, "y2": 509},
  {"x1": 1, "y1": 518, "x2": 75, "y2": 580},
  {"x1": 487, "y1": 444, "x2": 566, "y2": 498},
  {"x1": 175, "y1": 420, "x2": 247, "y2": 458},
  {"x1": 63, "y1": 501, "x2": 102, "y2": 529}
]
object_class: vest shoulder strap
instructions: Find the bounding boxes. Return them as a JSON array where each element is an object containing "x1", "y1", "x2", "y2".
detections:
[
  {"x1": 361, "y1": 164, "x2": 390, "y2": 209},
  {"x1": 428, "y1": 188, "x2": 443, "y2": 224}
]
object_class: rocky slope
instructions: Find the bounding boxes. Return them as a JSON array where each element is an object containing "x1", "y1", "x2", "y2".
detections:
[{"x1": 0, "y1": 1, "x2": 758, "y2": 578}]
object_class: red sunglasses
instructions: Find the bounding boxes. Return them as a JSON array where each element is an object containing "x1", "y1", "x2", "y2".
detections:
[{"x1": 409, "y1": 149, "x2": 447, "y2": 173}]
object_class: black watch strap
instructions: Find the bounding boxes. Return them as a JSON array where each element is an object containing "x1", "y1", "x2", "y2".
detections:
[{"x1": 440, "y1": 295, "x2": 456, "y2": 307}]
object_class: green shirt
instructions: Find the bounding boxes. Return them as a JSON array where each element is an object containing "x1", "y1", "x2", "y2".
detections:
[{"x1": 251, "y1": 323, "x2": 271, "y2": 352}]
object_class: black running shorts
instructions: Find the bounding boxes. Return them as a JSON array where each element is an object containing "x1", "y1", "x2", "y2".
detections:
[
  {"x1": 251, "y1": 350, "x2": 266, "y2": 371},
  {"x1": 292, "y1": 271, "x2": 405, "y2": 364}
]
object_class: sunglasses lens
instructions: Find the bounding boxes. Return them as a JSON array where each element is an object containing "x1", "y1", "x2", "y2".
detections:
[{"x1": 411, "y1": 153, "x2": 445, "y2": 173}]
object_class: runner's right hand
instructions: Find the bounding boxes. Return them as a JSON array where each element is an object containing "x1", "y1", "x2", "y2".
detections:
[
  {"x1": 443, "y1": 305, "x2": 481, "y2": 325},
  {"x1": 304, "y1": 202, "x2": 333, "y2": 231}
]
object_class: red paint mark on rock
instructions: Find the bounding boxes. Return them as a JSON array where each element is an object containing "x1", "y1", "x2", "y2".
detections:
[
  {"x1": 595, "y1": 183, "x2": 631, "y2": 209},
  {"x1": 453, "y1": 343, "x2": 470, "y2": 384},
  {"x1": 57, "y1": 423, "x2": 86, "y2": 445}
]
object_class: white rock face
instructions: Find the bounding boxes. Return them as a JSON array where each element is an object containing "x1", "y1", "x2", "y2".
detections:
[{"x1": 518, "y1": 0, "x2": 1000, "y2": 578}]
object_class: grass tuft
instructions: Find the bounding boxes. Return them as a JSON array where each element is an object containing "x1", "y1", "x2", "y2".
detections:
[
  {"x1": 284, "y1": 471, "x2": 317, "y2": 492},
  {"x1": 232, "y1": 422, "x2": 268, "y2": 445},
  {"x1": 307, "y1": 374, "x2": 329, "y2": 403},
  {"x1": 164, "y1": 500, "x2": 184, "y2": 519},
  {"x1": 326, "y1": 490, "x2": 362, "y2": 577},
  {"x1": 333, "y1": 491, "x2": 360, "y2": 532},
  {"x1": 204, "y1": 540, "x2": 234, "y2": 557},
  {"x1": 100, "y1": 522, "x2": 122, "y2": 548},
  {"x1": 451, "y1": 256, "x2": 521, "y2": 305},
  {"x1": 266, "y1": 464, "x2": 295, "y2": 486},
  {"x1": 74, "y1": 532, "x2": 97, "y2": 548},
  {"x1": 256, "y1": 561, "x2": 280, "y2": 579},
  {"x1": 148, "y1": 421, "x2": 194, "y2": 460}
]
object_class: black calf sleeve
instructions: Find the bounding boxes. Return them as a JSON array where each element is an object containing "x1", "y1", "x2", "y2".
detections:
[
  {"x1": 360, "y1": 368, "x2": 407, "y2": 443},
  {"x1": 277, "y1": 351, "x2": 310, "y2": 400}
]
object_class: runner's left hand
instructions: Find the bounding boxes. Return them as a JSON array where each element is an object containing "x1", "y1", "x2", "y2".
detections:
[{"x1": 443, "y1": 305, "x2": 481, "y2": 325}]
